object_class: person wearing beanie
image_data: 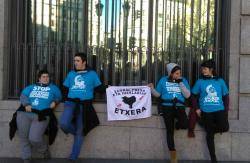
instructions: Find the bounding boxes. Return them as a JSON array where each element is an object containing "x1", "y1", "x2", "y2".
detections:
[
  {"x1": 188, "y1": 59, "x2": 229, "y2": 163},
  {"x1": 148, "y1": 63, "x2": 191, "y2": 163}
]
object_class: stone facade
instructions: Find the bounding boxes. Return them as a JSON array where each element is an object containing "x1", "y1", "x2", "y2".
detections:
[{"x1": 0, "y1": 0, "x2": 250, "y2": 161}]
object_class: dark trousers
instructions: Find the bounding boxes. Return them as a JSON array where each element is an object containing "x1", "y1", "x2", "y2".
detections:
[
  {"x1": 202, "y1": 110, "x2": 229, "y2": 162},
  {"x1": 162, "y1": 106, "x2": 188, "y2": 151}
]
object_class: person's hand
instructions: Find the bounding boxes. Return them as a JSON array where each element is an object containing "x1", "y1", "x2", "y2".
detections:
[
  {"x1": 147, "y1": 83, "x2": 154, "y2": 89},
  {"x1": 25, "y1": 105, "x2": 32, "y2": 112},
  {"x1": 50, "y1": 102, "x2": 56, "y2": 109},
  {"x1": 188, "y1": 130, "x2": 195, "y2": 138},
  {"x1": 196, "y1": 109, "x2": 201, "y2": 117},
  {"x1": 175, "y1": 78, "x2": 183, "y2": 83}
]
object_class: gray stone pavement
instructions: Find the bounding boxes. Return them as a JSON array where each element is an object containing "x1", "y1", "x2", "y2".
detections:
[{"x1": 0, "y1": 158, "x2": 248, "y2": 163}]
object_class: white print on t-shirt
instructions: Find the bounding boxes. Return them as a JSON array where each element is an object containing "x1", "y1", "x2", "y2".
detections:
[
  {"x1": 33, "y1": 86, "x2": 50, "y2": 91},
  {"x1": 71, "y1": 75, "x2": 86, "y2": 90},
  {"x1": 204, "y1": 84, "x2": 219, "y2": 103},
  {"x1": 29, "y1": 86, "x2": 50, "y2": 99},
  {"x1": 165, "y1": 82, "x2": 181, "y2": 97},
  {"x1": 32, "y1": 98, "x2": 39, "y2": 106}
]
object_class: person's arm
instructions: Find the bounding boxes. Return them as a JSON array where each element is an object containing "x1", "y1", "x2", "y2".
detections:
[
  {"x1": 20, "y1": 86, "x2": 32, "y2": 112},
  {"x1": 148, "y1": 83, "x2": 162, "y2": 115},
  {"x1": 50, "y1": 85, "x2": 62, "y2": 109},
  {"x1": 175, "y1": 78, "x2": 191, "y2": 98},
  {"x1": 62, "y1": 72, "x2": 71, "y2": 101},
  {"x1": 62, "y1": 86, "x2": 69, "y2": 102},
  {"x1": 20, "y1": 94, "x2": 32, "y2": 112},
  {"x1": 151, "y1": 88, "x2": 161, "y2": 97},
  {"x1": 149, "y1": 78, "x2": 164, "y2": 98},
  {"x1": 220, "y1": 78, "x2": 229, "y2": 113},
  {"x1": 94, "y1": 84, "x2": 108, "y2": 94},
  {"x1": 179, "y1": 82, "x2": 191, "y2": 98},
  {"x1": 20, "y1": 94, "x2": 30, "y2": 106},
  {"x1": 222, "y1": 94, "x2": 229, "y2": 112},
  {"x1": 148, "y1": 83, "x2": 161, "y2": 97},
  {"x1": 92, "y1": 71, "x2": 106, "y2": 94},
  {"x1": 222, "y1": 94, "x2": 229, "y2": 120}
]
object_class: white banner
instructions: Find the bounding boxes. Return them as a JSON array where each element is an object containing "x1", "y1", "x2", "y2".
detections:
[{"x1": 106, "y1": 86, "x2": 152, "y2": 121}]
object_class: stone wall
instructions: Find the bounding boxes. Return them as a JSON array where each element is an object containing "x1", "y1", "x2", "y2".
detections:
[{"x1": 0, "y1": 101, "x2": 233, "y2": 161}]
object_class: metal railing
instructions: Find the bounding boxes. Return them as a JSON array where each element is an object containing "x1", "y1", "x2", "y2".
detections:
[
  {"x1": 5, "y1": 0, "x2": 230, "y2": 99},
  {"x1": 6, "y1": 43, "x2": 227, "y2": 99}
]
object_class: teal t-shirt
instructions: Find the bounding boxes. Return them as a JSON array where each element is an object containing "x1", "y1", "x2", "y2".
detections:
[
  {"x1": 156, "y1": 76, "x2": 190, "y2": 106},
  {"x1": 21, "y1": 83, "x2": 62, "y2": 110},
  {"x1": 192, "y1": 78, "x2": 229, "y2": 113},
  {"x1": 63, "y1": 70, "x2": 101, "y2": 100}
]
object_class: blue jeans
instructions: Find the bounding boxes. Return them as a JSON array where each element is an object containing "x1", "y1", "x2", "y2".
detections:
[{"x1": 60, "y1": 101, "x2": 84, "y2": 160}]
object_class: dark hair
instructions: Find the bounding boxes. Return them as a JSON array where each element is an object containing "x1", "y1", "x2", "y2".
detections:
[
  {"x1": 74, "y1": 52, "x2": 87, "y2": 63},
  {"x1": 37, "y1": 69, "x2": 49, "y2": 79},
  {"x1": 201, "y1": 59, "x2": 215, "y2": 69},
  {"x1": 171, "y1": 66, "x2": 181, "y2": 74},
  {"x1": 201, "y1": 59, "x2": 217, "y2": 76}
]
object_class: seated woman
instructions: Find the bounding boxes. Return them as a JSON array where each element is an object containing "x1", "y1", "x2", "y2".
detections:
[
  {"x1": 148, "y1": 63, "x2": 191, "y2": 163},
  {"x1": 188, "y1": 59, "x2": 229, "y2": 163},
  {"x1": 17, "y1": 70, "x2": 62, "y2": 163}
]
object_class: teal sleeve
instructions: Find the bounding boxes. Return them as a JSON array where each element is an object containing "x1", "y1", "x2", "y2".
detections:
[
  {"x1": 155, "y1": 78, "x2": 163, "y2": 95},
  {"x1": 93, "y1": 71, "x2": 102, "y2": 87},
  {"x1": 220, "y1": 79, "x2": 229, "y2": 96},
  {"x1": 183, "y1": 78, "x2": 191, "y2": 91},
  {"x1": 21, "y1": 85, "x2": 33, "y2": 97},
  {"x1": 53, "y1": 85, "x2": 62, "y2": 102},
  {"x1": 192, "y1": 80, "x2": 200, "y2": 95},
  {"x1": 63, "y1": 73, "x2": 70, "y2": 87}
]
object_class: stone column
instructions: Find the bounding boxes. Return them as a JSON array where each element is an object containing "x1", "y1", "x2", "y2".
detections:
[
  {"x1": 0, "y1": 0, "x2": 8, "y2": 100},
  {"x1": 230, "y1": 0, "x2": 250, "y2": 160}
]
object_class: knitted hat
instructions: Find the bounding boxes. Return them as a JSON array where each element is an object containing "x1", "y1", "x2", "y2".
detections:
[
  {"x1": 166, "y1": 63, "x2": 181, "y2": 76},
  {"x1": 201, "y1": 59, "x2": 216, "y2": 69}
]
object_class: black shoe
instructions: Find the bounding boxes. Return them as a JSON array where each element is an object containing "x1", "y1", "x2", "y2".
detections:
[{"x1": 211, "y1": 156, "x2": 217, "y2": 163}]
